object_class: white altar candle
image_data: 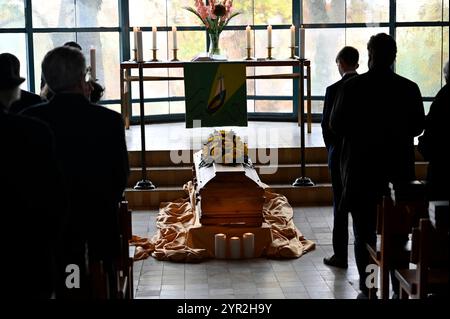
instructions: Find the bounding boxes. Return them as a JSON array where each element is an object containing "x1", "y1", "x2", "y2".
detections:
[
  {"x1": 133, "y1": 27, "x2": 143, "y2": 62},
  {"x1": 290, "y1": 25, "x2": 295, "y2": 48},
  {"x1": 246, "y1": 25, "x2": 251, "y2": 48},
  {"x1": 230, "y1": 236, "x2": 241, "y2": 259},
  {"x1": 89, "y1": 46, "x2": 96, "y2": 80},
  {"x1": 214, "y1": 233, "x2": 226, "y2": 259},
  {"x1": 172, "y1": 26, "x2": 177, "y2": 49},
  {"x1": 299, "y1": 25, "x2": 305, "y2": 59},
  {"x1": 243, "y1": 232, "x2": 255, "y2": 258},
  {"x1": 267, "y1": 25, "x2": 272, "y2": 47},
  {"x1": 152, "y1": 26, "x2": 157, "y2": 50}
]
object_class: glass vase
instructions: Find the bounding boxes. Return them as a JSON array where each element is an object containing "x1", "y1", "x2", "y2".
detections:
[{"x1": 209, "y1": 31, "x2": 221, "y2": 56}]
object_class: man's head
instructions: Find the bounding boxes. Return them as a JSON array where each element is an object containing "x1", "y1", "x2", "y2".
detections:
[
  {"x1": 42, "y1": 46, "x2": 89, "y2": 95},
  {"x1": 367, "y1": 33, "x2": 397, "y2": 69},
  {"x1": 444, "y1": 61, "x2": 449, "y2": 84},
  {"x1": 336, "y1": 46, "x2": 359, "y2": 76},
  {"x1": 0, "y1": 53, "x2": 24, "y2": 109}
]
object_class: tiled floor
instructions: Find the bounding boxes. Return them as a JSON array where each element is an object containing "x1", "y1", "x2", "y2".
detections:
[{"x1": 132, "y1": 206, "x2": 363, "y2": 299}]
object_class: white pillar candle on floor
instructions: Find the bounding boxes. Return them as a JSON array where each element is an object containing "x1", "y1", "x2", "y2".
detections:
[
  {"x1": 89, "y1": 46, "x2": 96, "y2": 80},
  {"x1": 214, "y1": 233, "x2": 226, "y2": 259},
  {"x1": 133, "y1": 27, "x2": 143, "y2": 62},
  {"x1": 299, "y1": 25, "x2": 305, "y2": 59},
  {"x1": 229, "y1": 236, "x2": 241, "y2": 259},
  {"x1": 243, "y1": 232, "x2": 255, "y2": 258},
  {"x1": 267, "y1": 25, "x2": 272, "y2": 47},
  {"x1": 152, "y1": 26, "x2": 157, "y2": 49}
]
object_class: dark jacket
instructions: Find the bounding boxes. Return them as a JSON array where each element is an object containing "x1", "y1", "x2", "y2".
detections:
[
  {"x1": 322, "y1": 72, "x2": 358, "y2": 166},
  {"x1": 0, "y1": 108, "x2": 66, "y2": 298},
  {"x1": 418, "y1": 84, "x2": 449, "y2": 200},
  {"x1": 22, "y1": 93, "x2": 130, "y2": 262},
  {"x1": 330, "y1": 68, "x2": 425, "y2": 210},
  {"x1": 9, "y1": 89, "x2": 43, "y2": 114}
]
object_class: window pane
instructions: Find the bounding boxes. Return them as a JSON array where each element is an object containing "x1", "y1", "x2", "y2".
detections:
[
  {"x1": 76, "y1": 0, "x2": 118, "y2": 27},
  {"x1": 101, "y1": 103, "x2": 121, "y2": 114},
  {"x1": 303, "y1": 0, "x2": 345, "y2": 24},
  {"x1": 129, "y1": 0, "x2": 166, "y2": 27},
  {"x1": 443, "y1": 27, "x2": 449, "y2": 85},
  {"x1": 255, "y1": 100, "x2": 292, "y2": 113},
  {"x1": 254, "y1": 29, "x2": 292, "y2": 98},
  {"x1": 76, "y1": 32, "x2": 120, "y2": 100},
  {"x1": 169, "y1": 31, "x2": 205, "y2": 61},
  {"x1": 167, "y1": 0, "x2": 203, "y2": 26},
  {"x1": 397, "y1": 27, "x2": 442, "y2": 97},
  {"x1": 445, "y1": 0, "x2": 449, "y2": 21},
  {"x1": 132, "y1": 102, "x2": 169, "y2": 116},
  {"x1": 254, "y1": 0, "x2": 291, "y2": 25},
  {"x1": 228, "y1": 0, "x2": 253, "y2": 26},
  {"x1": 33, "y1": 0, "x2": 118, "y2": 27},
  {"x1": 311, "y1": 100, "x2": 324, "y2": 114},
  {"x1": 345, "y1": 27, "x2": 389, "y2": 74},
  {"x1": 33, "y1": 0, "x2": 75, "y2": 28},
  {"x1": 397, "y1": 0, "x2": 444, "y2": 22},
  {"x1": 0, "y1": 0, "x2": 25, "y2": 28},
  {"x1": 169, "y1": 101, "x2": 185, "y2": 114},
  {"x1": 0, "y1": 33, "x2": 27, "y2": 89},
  {"x1": 346, "y1": 0, "x2": 389, "y2": 23},
  {"x1": 424, "y1": 101, "x2": 432, "y2": 115},
  {"x1": 220, "y1": 30, "x2": 247, "y2": 60},
  {"x1": 306, "y1": 28, "x2": 344, "y2": 96}
]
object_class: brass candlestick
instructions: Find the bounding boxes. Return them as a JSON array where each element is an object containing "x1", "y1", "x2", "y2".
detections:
[
  {"x1": 171, "y1": 48, "x2": 179, "y2": 61},
  {"x1": 267, "y1": 47, "x2": 274, "y2": 60},
  {"x1": 151, "y1": 48, "x2": 159, "y2": 62},
  {"x1": 245, "y1": 47, "x2": 254, "y2": 60},
  {"x1": 289, "y1": 46, "x2": 298, "y2": 59}
]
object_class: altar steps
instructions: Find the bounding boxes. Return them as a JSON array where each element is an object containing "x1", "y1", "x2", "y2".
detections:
[{"x1": 125, "y1": 148, "x2": 428, "y2": 210}]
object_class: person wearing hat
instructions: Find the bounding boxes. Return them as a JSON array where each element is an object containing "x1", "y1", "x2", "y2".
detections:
[
  {"x1": 0, "y1": 53, "x2": 24, "y2": 111},
  {"x1": 0, "y1": 53, "x2": 67, "y2": 298},
  {"x1": 0, "y1": 53, "x2": 43, "y2": 114}
]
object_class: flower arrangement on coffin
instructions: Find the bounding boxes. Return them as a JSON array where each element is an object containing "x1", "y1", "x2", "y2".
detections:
[
  {"x1": 185, "y1": 0, "x2": 240, "y2": 56},
  {"x1": 201, "y1": 130, "x2": 249, "y2": 166}
]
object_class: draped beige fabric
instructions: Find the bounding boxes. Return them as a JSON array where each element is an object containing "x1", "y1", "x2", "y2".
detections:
[{"x1": 131, "y1": 182, "x2": 315, "y2": 262}]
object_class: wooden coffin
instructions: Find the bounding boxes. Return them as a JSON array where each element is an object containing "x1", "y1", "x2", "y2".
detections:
[{"x1": 193, "y1": 151, "x2": 265, "y2": 226}]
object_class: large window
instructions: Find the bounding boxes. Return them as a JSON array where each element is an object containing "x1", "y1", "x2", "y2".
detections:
[{"x1": 1, "y1": 0, "x2": 448, "y2": 120}]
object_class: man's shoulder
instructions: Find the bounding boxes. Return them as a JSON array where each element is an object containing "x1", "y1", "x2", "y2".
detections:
[
  {"x1": 21, "y1": 100, "x2": 51, "y2": 116},
  {"x1": 20, "y1": 90, "x2": 42, "y2": 103},
  {"x1": 392, "y1": 73, "x2": 419, "y2": 89},
  {"x1": 1, "y1": 113, "x2": 52, "y2": 137},
  {"x1": 89, "y1": 103, "x2": 124, "y2": 125}
]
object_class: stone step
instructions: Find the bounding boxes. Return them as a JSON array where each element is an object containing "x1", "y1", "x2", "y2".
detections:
[
  {"x1": 126, "y1": 162, "x2": 428, "y2": 187},
  {"x1": 125, "y1": 183, "x2": 333, "y2": 210}
]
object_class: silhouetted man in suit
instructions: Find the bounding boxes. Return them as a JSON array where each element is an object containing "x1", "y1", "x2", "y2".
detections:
[
  {"x1": 418, "y1": 61, "x2": 449, "y2": 201},
  {"x1": 322, "y1": 46, "x2": 359, "y2": 269},
  {"x1": 0, "y1": 53, "x2": 43, "y2": 114},
  {"x1": 0, "y1": 54, "x2": 66, "y2": 298},
  {"x1": 330, "y1": 33, "x2": 425, "y2": 298},
  {"x1": 22, "y1": 46, "x2": 129, "y2": 298}
]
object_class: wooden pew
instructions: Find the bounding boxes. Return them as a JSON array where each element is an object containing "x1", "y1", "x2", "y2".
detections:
[
  {"x1": 367, "y1": 181, "x2": 428, "y2": 299},
  {"x1": 394, "y1": 213, "x2": 449, "y2": 299}
]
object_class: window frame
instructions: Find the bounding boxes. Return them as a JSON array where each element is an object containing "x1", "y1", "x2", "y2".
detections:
[{"x1": 0, "y1": 0, "x2": 448, "y2": 124}]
